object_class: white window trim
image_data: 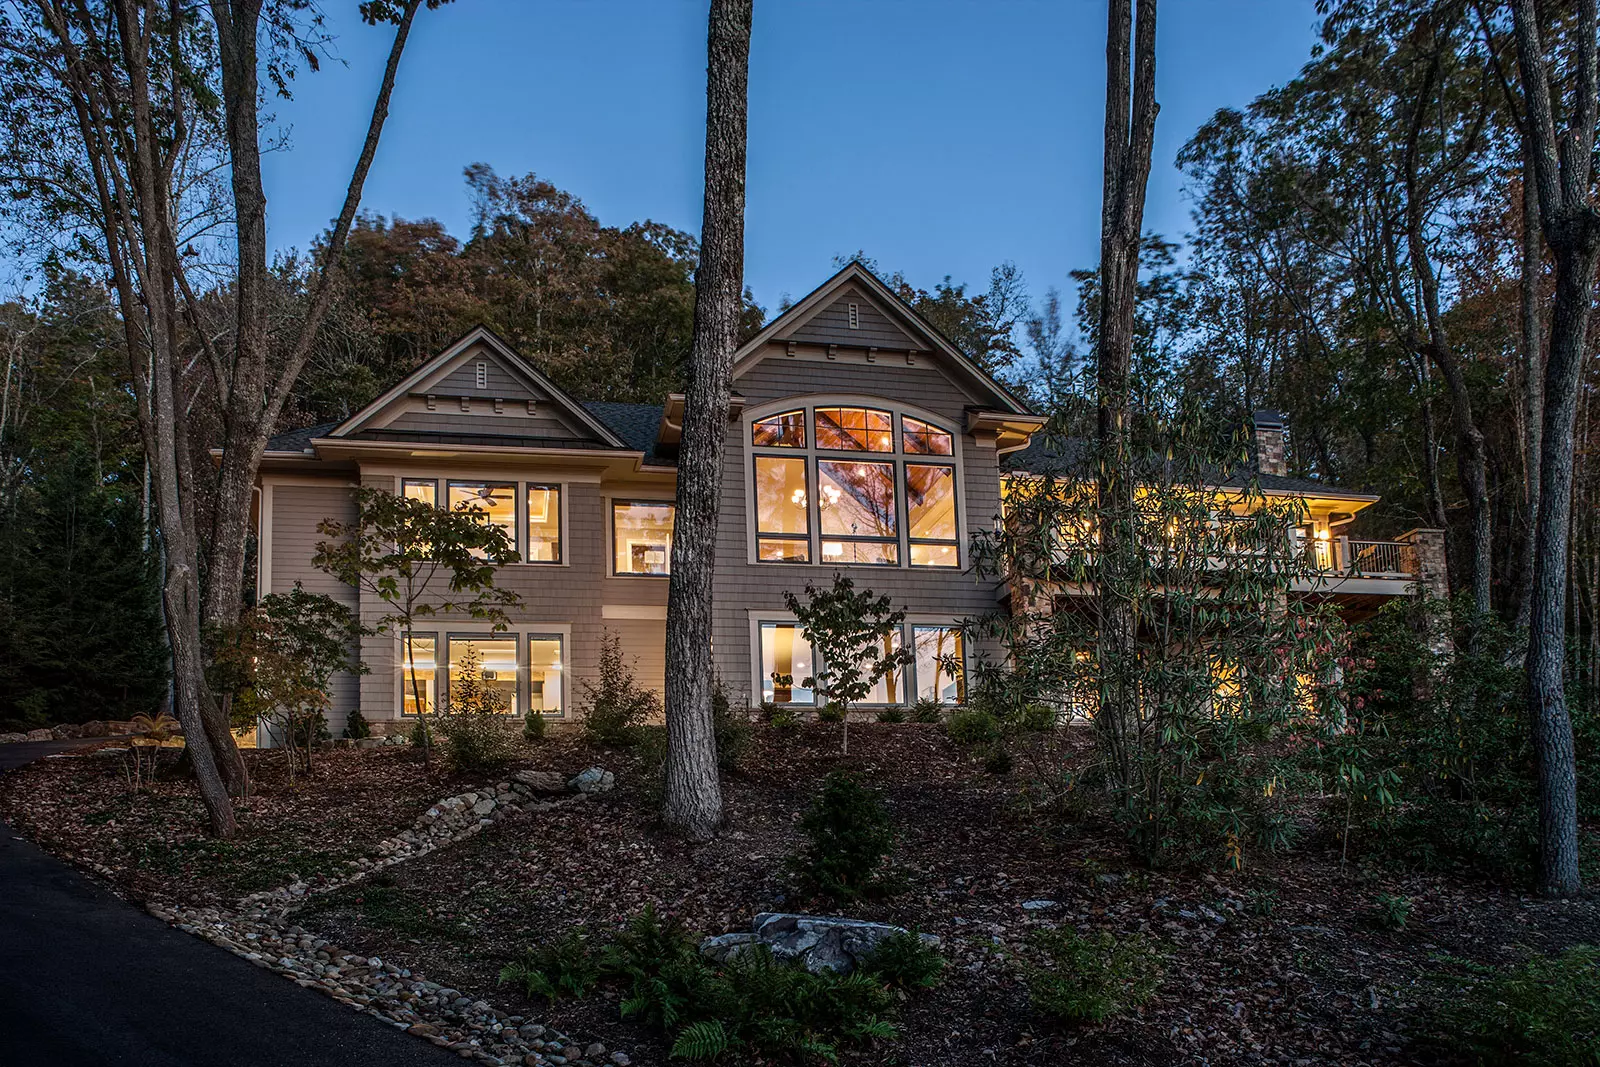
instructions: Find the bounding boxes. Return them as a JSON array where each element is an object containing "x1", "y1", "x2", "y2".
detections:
[{"x1": 741, "y1": 395, "x2": 968, "y2": 571}]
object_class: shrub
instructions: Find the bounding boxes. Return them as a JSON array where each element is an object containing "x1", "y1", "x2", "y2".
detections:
[
  {"x1": 343, "y1": 708, "x2": 371, "y2": 740},
  {"x1": 816, "y1": 701, "x2": 846, "y2": 723},
  {"x1": 859, "y1": 930, "x2": 946, "y2": 989},
  {"x1": 1022, "y1": 926, "x2": 1165, "y2": 1025},
  {"x1": 1369, "y1": 892, "x2": 1412, "y2": 931},
  {"x1": 1019, "y1": 703, "x2": 1059, "y2": 732},
  {"x1": 911, "y1": 698, "x2": 943, "y2": 724},
  {"x1": 437, "y1": 646, "x2": 519, "y2": 772},
  {"x1": 769, "y1": 705, "x2": 800, "y2": 730},
  {"x1": 1430, "y1": 946, "x2": 1600, "y2": 1067},
  {"x1": 983, "y1": 743, "x2": 1014, "y2": 775},
  {"x1": 407, "y1": 718, "x2": 429, "y2": 748},
  {"x1": 582, "y1": 631, "x2": 660, "y2": 747},
  {"x1": 522, "y1": 711, "x2": 547, "y2": 743},
  {"x1": 946, "y1": 708, "x2": 999, "y2": 746},
  {"x1": 499, "y1": 930, "x2": 600, "y2": 1000},
  {"x1": 790, "y1": 771, "x2": 895, "y2": 901},
  {"x1": 875, "y1": 705, "x2": 907, "y2": 724},
  {"x1": 290, "y1": 710, "x2": 331, "y2": 750},
  {"x1": 711, "y1": 678, "x2": 748, "y2": 772}
]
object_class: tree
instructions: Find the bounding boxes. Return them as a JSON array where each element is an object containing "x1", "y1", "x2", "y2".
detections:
[
  {"x1": 1094, "y1": 0, "x2": 1159, "y2": 794},
  {"x1": 783, "y1": 575, "x2": 913, "y2": 756},
  {"x1": 312, "y1": 486, "x2": 520, "y2": 763},
  {"x1": 661, "y1": 0, "x2": 753, "y2": 842},
  {"x1": 0, "y1": 0, "x2": 445, "y2": 836},
  {"x1": 1509, "y1": 0, "x2": 1598, "y2": 896},
  {"x1": 212, "y1": 584, "x2": 365, "y2": 782}
]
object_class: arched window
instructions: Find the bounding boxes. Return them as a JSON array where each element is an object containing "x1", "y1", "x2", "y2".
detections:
[{"x1": 748, "y1": 401, "x2": 961, "y2": 568}]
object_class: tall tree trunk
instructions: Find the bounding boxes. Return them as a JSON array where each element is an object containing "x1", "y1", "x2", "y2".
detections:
[
  {"x1": 661, "y1": 0, "x2": 753, "y2": 841},
  {"x1": 1094, "y1": 0, "x2": 1158, "y2": 806},
  {"x1": 1511, "y1": 0, "x2": 1597, "y2": 897},
  {"x1": 1514, "y1": 155, "x2": 1545, "y2": 632}
]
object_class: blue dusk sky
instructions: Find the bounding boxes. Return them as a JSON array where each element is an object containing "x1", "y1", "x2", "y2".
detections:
[{"x1": 263, "y1": 0, "x2": 1322, "y2": 313}]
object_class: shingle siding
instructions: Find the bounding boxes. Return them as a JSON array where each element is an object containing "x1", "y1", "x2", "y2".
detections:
[{"x1": 788, "y1": 291, "x2": 917, "y2": 349}]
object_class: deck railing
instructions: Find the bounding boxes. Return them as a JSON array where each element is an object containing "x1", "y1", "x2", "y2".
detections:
[{"x1": 1296, "y1": 533, "x2": 1418, "y2": 579}]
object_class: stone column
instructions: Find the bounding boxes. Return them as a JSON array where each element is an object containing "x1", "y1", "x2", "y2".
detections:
[{"x1": 1397, "y1": 528, "x2": 1449, "y2": 598}]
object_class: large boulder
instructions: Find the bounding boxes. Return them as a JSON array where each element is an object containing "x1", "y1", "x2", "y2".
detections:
[
  {"x1": 79, "y1": 720, "x2": 111, "y2": 738},
  {"x1": 512, "y1": 769, "x2": 567, "y2": 794},
  {"x1": 0, "y1": 732, "x2": 27, "y2": 744},
  {"x1": 25, "y1": 728, "x2": 52, "y2": 742},
  {"x1": 567, "y1": 767, "x2": 614, "y2": 794},
  {"x1": 701, "y1": 913, "x2": 936, "y2": 975},
  {"x1": 51, "y1": 723, "x2": 84, "y2": 740}
]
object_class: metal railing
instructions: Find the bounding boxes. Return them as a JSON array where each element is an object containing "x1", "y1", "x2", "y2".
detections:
[{"x1": 1296, "y1": 533, "x2": 1418, "y2": 578}]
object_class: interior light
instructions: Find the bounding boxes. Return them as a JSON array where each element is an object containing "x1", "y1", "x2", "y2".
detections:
[
  {"x1": 1315, "y1": 529, "x2": 1330, "y2": 540},
  {"x1": 823, "y1": 541, "x2": 843, "y2": 557}
]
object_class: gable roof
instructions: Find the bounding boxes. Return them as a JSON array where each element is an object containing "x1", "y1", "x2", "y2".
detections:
[
  {"x1": 730, "y1": 261, "x2": 1035, "y2": 416},
  {"x1": 327, "y1": 325, "x2": 629, "y2": 450}
]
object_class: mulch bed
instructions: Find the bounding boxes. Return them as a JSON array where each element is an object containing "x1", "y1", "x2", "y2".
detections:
[{"x1": 2, "y1": 726, "x2": 1595, "y2": 1066}]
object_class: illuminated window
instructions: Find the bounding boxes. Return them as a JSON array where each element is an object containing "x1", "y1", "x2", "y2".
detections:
[
  {"x1": 752, "y1": 410, "x2": 805, "y2": 448},
  {"x1": 447, "y1": 635, "x2": 518, "y2": 716},
  {"x1": 913, "y1": 626, "x2": 965, "y2": 704},
  {"x1": 902, "y1": 417, "x2": 953, "y2": 455},
  {"x1": 400, "y1": 633, "x2": 436, "y2": 716},
  {"x1": 528, "y1": 635, "x2": 564, "y2": 715},
  {"x1": 402, "y1": 479, "x2": 437, "y2": 507},
  {"x1": 815, "y1": 407, "x2": 893, "y2": 452},
  {"x1": 754, "y1": 456, "x2": 810, "y2": 562},
  {"x1": 760, "y1": 622, "x2": 815, "y2": 705},
  {"x1": 447, "y1": 481, "x2": 517, "y2": 558},
  {"x1": 906, "y1": 464, "x2": 959, "y2": 568},
  {"x1": 613, "y1": 501, "x2": 675, "y2": 575},
  {"x1": 525, "y1": 485, "x2": 561, "y2": 563},
  {"x1": 819, "y1": 460, "x2": 898, "y2": 565},
  {"x1": 866, "y1": 628, "x2": 905, "y2": 705}
]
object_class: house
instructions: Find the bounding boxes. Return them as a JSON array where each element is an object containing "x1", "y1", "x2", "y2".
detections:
[{"x1": 252, "y1": 263, "x2": 1446, "y2": 737}]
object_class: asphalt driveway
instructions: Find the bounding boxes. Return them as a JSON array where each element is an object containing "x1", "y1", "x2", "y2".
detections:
[{"x1": 0, "y1": 739, "x2": 460, "y2": 1066}]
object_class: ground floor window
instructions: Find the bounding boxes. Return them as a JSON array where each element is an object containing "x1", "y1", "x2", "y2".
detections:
[
  {"x1": 528, "y1": 634, "x2": 564, "y2": 715},
  {"x1": 447, "y1": 635, "x2": 519, "y2": 716},
  {"x1": 760, "y1": 622, "x2": 815, "y2": 705},
  {"x1": 401, "y1": 633, "x2": 437, "y2": 716},
  {"x1": 912, "y1": 625, "x2": 965, "y2": 704},
  {"x1": 756, "y1": 619, "x2": 965, "y2": 706}
]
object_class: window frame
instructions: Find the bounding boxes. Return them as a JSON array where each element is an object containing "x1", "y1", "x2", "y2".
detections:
[
  {"x1": 524, "y1": 483, "x2": 563, "y2": 565},
  {"x1": 749, "y1": 615, "x2": 967, "y2": 708},
  {"x1": 609, "y1": 498, "x2": 677, "y2": 578},
  {"x1": 526, "y1": 632, "x2": 567, "y2": 719},
  {"x1": 398, "y1": 630, "x2": 439, "y2": 717},
  {"x1": 743, "y1": 399, "x2": 966, "y2": 570},
  {"x1": 396, "y1": 474, "x2": 571, "y2": 568},
  {"x1": 446, "y1": 479, "x2": 520, "y2": 560},
  {"x1": 751, "y1": 453, "x2": 812, "y2": 564},
  {"x1": 444, "y1": 632, "x2": 522, "y2": 717}
]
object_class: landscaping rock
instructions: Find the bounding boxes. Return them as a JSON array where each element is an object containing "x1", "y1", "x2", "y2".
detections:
[
  {"x1": 25, "y1": 728, "x2": 52, "y2": 741},
  {"x1": 511, "y1": 770, "x2": 566, "y2": 794},
  {"x1": 79, "y1": 720, "x2": 111, "y2": 738},
  {"x1": 701, "y1": 913, "x2": 939, "y2": 975},
  {"x1": 0, "y1": 732, "x2": 26, "y2": 744},
  {"x1": 50, "y1": 723, "x2": 84, "y2": 739},
  {"x1": 567, "y1": 767, "x2": 614, "y2": 794}
]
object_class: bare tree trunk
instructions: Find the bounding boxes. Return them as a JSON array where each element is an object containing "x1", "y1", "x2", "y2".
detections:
[
  {"x1": 661, "y1": 0, "x2": 753, "y2": 841},
  {"x1": 1094, "y1": 0, "x2": 1158, "y2": 807},
  {"x1": 1512, "y1": 0, "x2": 1597, "y2": 897},
  {"x1": 1514, "y1": 156, "x2": 1544, "y2": 632}
]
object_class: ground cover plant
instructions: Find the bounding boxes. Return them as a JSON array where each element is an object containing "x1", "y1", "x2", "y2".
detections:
[{"x1": 7, "y1": 724, "x2": 1596, "y2": 1066}]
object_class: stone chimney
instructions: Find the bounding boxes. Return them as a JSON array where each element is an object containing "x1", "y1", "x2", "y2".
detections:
[{"x1": 1252, "y1": 410, "x2": 1287, "y2": 477}]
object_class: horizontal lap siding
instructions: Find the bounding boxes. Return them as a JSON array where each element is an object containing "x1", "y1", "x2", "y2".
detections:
[
  {"x1": 267, "y1": 480, "x2": 361, "y2": 734},
  {"x1": 713, "y1": 352, "x2": 1008, "y2": 706},
  {"x1": 435, "y1": 353, "x2": 528, "y2": 396}
]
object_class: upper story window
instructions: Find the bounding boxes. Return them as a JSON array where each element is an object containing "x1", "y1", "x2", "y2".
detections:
[
  {"x1": 613, "y1": 500, "x2": 675, "y2": 575},
  {"x1": 402, "y1": 477, "x2": 561, "y2": 565},
  {"x1": 749, "y1": 401, "x2": 961, "y2": 569},
  {"x1": 815, "y1": 406, "x2": 893, "y2": 452}
]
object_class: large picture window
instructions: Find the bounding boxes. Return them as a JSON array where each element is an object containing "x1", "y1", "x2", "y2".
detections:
[
  {"x1": 447, "y1": 481, "x2": 517, "y2": 558},
  {"x1": 613, "y1": 501, "x2": 675, "y2": 575},
  {"x1": 525, "y1": 485, "x2": 561, "y2": 563},
  {"x1": 447, "y1": 635, "x2": 519, "y2": 716},
  {"x1": 755, "y1": 619, "x2": 964, "y2": 706},
  {"x1": 749, "y1": 404, "x2": 961, "y2": 569}
]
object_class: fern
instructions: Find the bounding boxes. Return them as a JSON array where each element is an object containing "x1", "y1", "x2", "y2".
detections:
[{"x1": 669, "y1": 1019, "x2": 732, "y2": 1061}]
